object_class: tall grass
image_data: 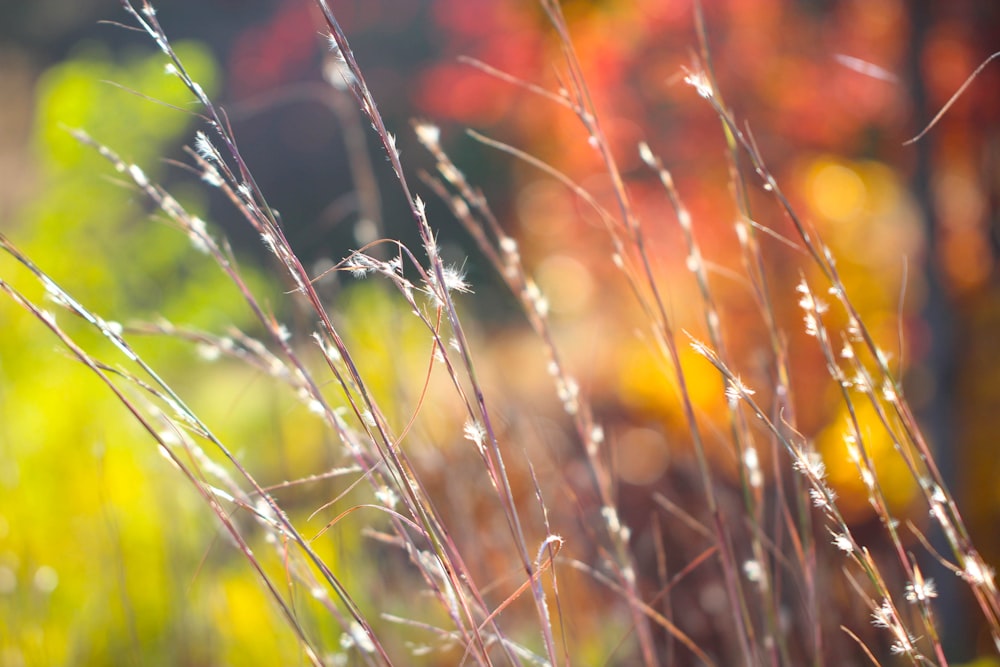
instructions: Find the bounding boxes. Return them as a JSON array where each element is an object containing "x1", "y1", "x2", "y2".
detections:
[{"x1": 2, "y1": 0, "x2": 998, "y2": 664}]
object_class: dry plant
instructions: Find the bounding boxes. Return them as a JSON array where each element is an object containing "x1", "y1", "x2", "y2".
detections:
[{"x1": 2, "y1": 0, "x2": 998, "y2": 665}]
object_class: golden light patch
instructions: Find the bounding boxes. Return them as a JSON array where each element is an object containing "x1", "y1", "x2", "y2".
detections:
[
  {"x1": 535, "y1": 254, "x2": 595, "y2": 315},
  {"x1": 816, "y1": 400, "x2": 919, "y2": 522},
  {"x1": 807, "y1": 159, "x2": 867, "y2": 224}
]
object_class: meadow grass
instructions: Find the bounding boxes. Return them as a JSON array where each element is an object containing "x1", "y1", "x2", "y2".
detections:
[{"x1": 2, "y1": 1, "x2": 998, "y2": 665}]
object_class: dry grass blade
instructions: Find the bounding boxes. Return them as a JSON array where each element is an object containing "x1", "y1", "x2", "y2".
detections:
[
  {"x1": 4, "y1": 0, "x2": 999, "y2": 664},
  {"x1": 904, "y1": 50, "x2": 1000, "y2": 145}
]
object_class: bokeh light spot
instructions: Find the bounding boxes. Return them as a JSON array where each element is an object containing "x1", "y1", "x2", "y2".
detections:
[
  {"x1": 807, "y1": 160, "x2": 867, "y2": 223},
  {"x1": 32, "y1": 565, "x2": 58, "y2": 594},
  {"x1": 616, "y1": 426, "x2": 669, "y2": 485}
]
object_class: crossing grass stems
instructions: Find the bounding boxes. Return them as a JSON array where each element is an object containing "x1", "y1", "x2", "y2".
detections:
[{"x1": 2, "y1": 0, "x2": 999, "y2": 664}]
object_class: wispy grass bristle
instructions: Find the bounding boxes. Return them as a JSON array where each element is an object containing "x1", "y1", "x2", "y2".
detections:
[{"x1": 3, "y1": 0, "x2": 999, "y2": 665}]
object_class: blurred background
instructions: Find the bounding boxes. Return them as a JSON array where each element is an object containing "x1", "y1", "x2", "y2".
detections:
[{"x1": 2, "y1": 0, "x2": 999, "y2": 664}]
